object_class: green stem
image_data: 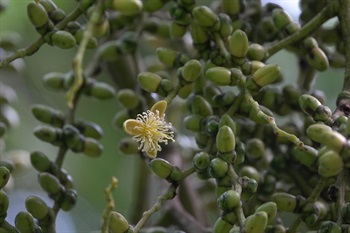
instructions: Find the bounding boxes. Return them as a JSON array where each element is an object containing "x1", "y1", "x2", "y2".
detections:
[
  {"x1": 338, "y1": 0, "x2": 350, "y2": 91},
  {"x1": 165, "y1": 84, "x2": 182, "y2": 104},
  {"x1": 244, "y1": 89, "x2": 304, "y2": 148},
  {"x1": 180, "y1": 166, "x2": 196, "y2": 181},
  {"x1": 0, "y1": 6, "x2": 83, "y2": 68},
  {"x1": 335, "y1": 169, "x2": 349, "y2": 224},
  {"x1": 266, "y1": 0, "x2": 339, "y2": 58},
  {"x1": 288, "y1": 177, "x2": 327, "y2": 233},
  {"x1": 101, "y1": 177, "x2": 119, "y2": 233},
  {"x1": 214, "y1": 33, "x2": 231, "y2": 63},
  {"x1": 133, "y1": 185, "x2": 177, "y2": 233}
]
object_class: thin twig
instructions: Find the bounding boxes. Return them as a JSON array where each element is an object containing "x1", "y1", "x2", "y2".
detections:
[
  {"x1": 101, "y1": 177, "x2": 119, "y2": 233},
  {"x1": 338, "y1": 0, "x2": 350, "y2": 91}
]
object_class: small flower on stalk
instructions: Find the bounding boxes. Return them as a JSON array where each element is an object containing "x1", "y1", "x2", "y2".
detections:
[{"x1": 123, "y1": 100, "x2": 174, "y2": 158}]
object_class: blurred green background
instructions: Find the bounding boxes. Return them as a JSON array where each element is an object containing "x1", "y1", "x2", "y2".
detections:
[{"x1": 0, "y1": 0, "x2": 344, "y2": 232}]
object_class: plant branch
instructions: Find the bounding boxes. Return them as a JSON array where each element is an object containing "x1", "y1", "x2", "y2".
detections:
[
  {"x1": 101, "y1": 177, "x2": 119, "y2": 233},
  {"x1": 0, "y1": 6, "x2": 83, "y2": 68},
  {"x1": 338, "y1": 0, "x2": 350, "y2": 91},
  {"x1": 266, "y1": 0, "x2": 339, "y2": 58},
  {"x1": 335, "y1": 169, "x2": 349, "y2": 224}
]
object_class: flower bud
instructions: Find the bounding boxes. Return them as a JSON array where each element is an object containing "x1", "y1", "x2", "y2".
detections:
[
  {"x1": 244, "y1": 211, "x2": 268, "y2": 233},
  {"x1": 25, "y1": 195, "x2": 49, "y2": 220},
  {"x1": 255, "y1": 202, "x2": 277, "y2": 224},
  {"x1": 320, "y1": 221, "x2": 341, "y2": 233},
  {"x1": 0, "y1": 123, "x2": 6, "y2": 138},
  {"x1": 50, "y1": 8, "x2": 66, "y2": 24},
  {"x1": 229, "y1": 29, "x2": 249, "y2": 59},
  {"x1": 106, "y1": 0, "x2": 142, "y2": 16},
  {"x1": 138, "y1": 72, "x2": 162, "y2": 93},
  {"x1": 0, "y1": 166, "x2": 10, "y2": 189},
  {"x1": 247, "y1": 43, "x2": 267, "y2": 61},
  {"x1": 184, "y1": 114, "x2": 204, "y2": 132},
  {"x1": 193, "y1": 152, "x2": 211, "y2": 171},
  {"x1": 321, "y1": 131, "x2": 347, "y2": 154},
  {"x1": 318, "y1": 150, "x2": 343, "y2": 177},
  {"x1": 42, "y1": 72, "x2": 66, "y2": 90},
  {"x1": 216, "y1": 126, "x2": 236, "y2": 153},
  {"x1": 117, "y1": 89, "x2": 139, "y2": 110},
  {"x1": 250, "y1": 64, "x2": 281, "y2": 87},
  {"x1": 142, "y1": 0, "x2": 165, "y2": 12},
  {"x1": 51, "y1": 30, "x2": 76, "y2": 49},
  {"x1": 33, "y1": 125, "x2": 63, "y2": 146},
  {"x1": 271, "y1": 193, "x2": 297, "y2": 212},
  {"x1": 113, "y1": 110, "x2": 130, "y2": 128},
  {"x1": 0, "y1": 190, "x2": 9, "y2": 215},
  {"x1": 15, "y1": 211, "x2": 36, "y2": 233},
  {"x1": 75, "y1": 121, "x2": 103, "y2": 139},
  {"x1": 192, "y1": 6, "x2": 219, "y2": 30},
  {"x1": 206, "y1": 67, "x2": 231, "y2": 86},
  {"x1": 31, "y1": 104, "x2": 64, "y2": 127},
  {"x1": 246, "y1": 138, "x2": 265, "y2": 161},
  {"x1": 182, "y1": 59, "x2": 202, "y2": 82},
  {"x1": 218, "y1": 13, "x2": 233, "y2": 39},
  {"x1": 306, "y1": 47, "x2": 329, "y2": 72},
  {"x1": 191, "y1": 95, "x2": 213, "y2": 116},
  {"x1": 217, "y1": 190, "x2": 241, "y2": 212},
  {"x1": 239, "y1": 166, "x2": 260, "y2": 183},
  {"x1": 38, "y1": 172, "x2": 64, "y2": 197},
  {"x1": 84, "y1": 81, "x2": 116, "y2": 100},
  {"x1": 63, "y1": 125, "x2": 85, "y2": 152},
  {"x1": 83, "y1": 138, "x2": 103, "y2": 157},
  {"x1": 27, "y1": 2, "x2": 49, "y2": 28},
  {"x1": 170, "y1": 22, "x2": 186, "y2": 39},
  {"x1": 213, "y1": 217, "x2": 232, "y2": 233},
  {"x1": 108, "y1": 211, "x2": 130, "y2": 233},
  {"x1": 209, "y1": 158, "x2": 228, "y2": 178},
  {"x1": 39, "y1": 0, "x2": 57, "y2": 13},
  {"x1": 30, "y1": 151, "x2": 51, "y2": 172},
  {"x1": 119, "y1": 138, "x2": 139, "y2": 155},
  {"x1": 61, "y1": 189, "x2": 78, "y2": 211},
  {"x1": 292, "y1": 145, "x2": 318, "y2": 168},
  {"x1": 149, "y1": 158, "x2": 173, "y2": 179},
  {"x1": 156, "y1": 47, "x2": 189, "y2": 68},
  {"x1": 272, "y1": 8, "x2": 293, "y2": 30},
  {"x1": 306, "y1": 123, "x2": 332, "y2": 143},
  {"x1": 169, "y1": 166, "x2": 182, "y2": 182},
  {"x1": 298, "y1": 94, "x2": 332, "y2": 121}
]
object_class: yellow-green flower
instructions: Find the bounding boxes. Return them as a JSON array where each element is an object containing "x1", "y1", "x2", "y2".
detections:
[{"x1": 123, "y1": 100, "x2": 175, "y2": 158}]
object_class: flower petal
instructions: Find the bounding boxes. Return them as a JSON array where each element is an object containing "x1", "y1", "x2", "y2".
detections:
[
  {"x1": 123, "y1": 119, "x2": 143, "y2": 135},
  {"x1": 151, "y1": 100, "x2": 167, "y2": 118}
]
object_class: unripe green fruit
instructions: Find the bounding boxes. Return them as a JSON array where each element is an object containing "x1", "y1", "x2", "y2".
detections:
[
  {"x1": 0, "y1": 166, "x2": 10, "y2": 189},
  {"x1": 272, "y1": 8, "x2": 293, "y2": 30},
  {"x1": 213, "y1": 217, "x2": 232, "y2": 233},
  {"x1": 149, "y1": 158, "x2": 173, "y2": 179},
  {"x1": 138, "y1": 72, "x2": 162, "y2": 93},
  {"x1": 0, "y1": 190, "x2": 9, "y2": 215},
  {"x1": 107, "y1": 0, "x2": 142, "y2": 16},
  {"x1": 83, "y1": 138, "x2": 103, "y2": 157},
  {"x1": 30, "y1": 151, "x2": 51, "y2": 172},
  {"x1": 229, "y1": 29, "x2": 249, "y2": 59},
  {"x1": 15, "y1": 211, "x2": 36, "y2": 233},
  {"x1": 192, "y1": 6, "x2": 219, "y2": 30},
  {"x1": 306, "y1": 123, "x2": 332, "y2": 143},
  {"x1": 306, "y1": 47, "x2": 329, "y2": 72},
  {"x1": 27, "y1": 2, "x2": 49, "y2": 28},
  {"x1": 244, "y1": 211, "x2": 268, "y2": 233},
  {"x1": 209, "y1": 158, "x2": 228, "y2": 178},
  {"x1": 193, "y1": 152, "x2": 211, "y2": 171},
  {"x1": 217, "y1": 190, "x2": 241, "y2": 212},
  {"x1": 255, "y1": 202, "x2": 277, "y2": 224},
  {"x1": 318, "y1": 150, "x2": 343, "y2": 177},
  {"x1": 247, "y1": 43, "x2": 267, "y2": 61},
  {"x1": 271, "y1": 192, "x2": 297, "y2": 212},
  {"x1": 108, "y1": 211, "x2": 129, "y2": 233},
  {"x1": 182, "y1": 59, "x2": 202, "y2": 82},
  {"x1": 31, "y1": 104, "x2": 64, "y2": 127},
  {"x1": 216, "y1": 126, "x2": 236, "y2": 153},
  {"x1": 39, "y1": 172, "x2": 63, "y2": 196},
  {"x1": 61, "y1": 189, "x2": 78, "y2": 211},
  {"x1": 51, "y1": 30, "x2": 76, "y2": 49},
  {"x1": 191, "y1": 95, "x2": 213, "y2": 116},
  {"x1": 25, "y1": 195, "x2": 49, "y2": 220}
]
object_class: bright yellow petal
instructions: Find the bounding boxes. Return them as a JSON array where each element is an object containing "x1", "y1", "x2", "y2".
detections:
[
  {"x1": 123, "y1": 119, "x2": 143, "y2": 135},
  {"x1": 146, "y1": 149, "x2": 157, "y2": 159},
  {"x1": 151, "y1": 100, "x2": 167, "y2": 118}
]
